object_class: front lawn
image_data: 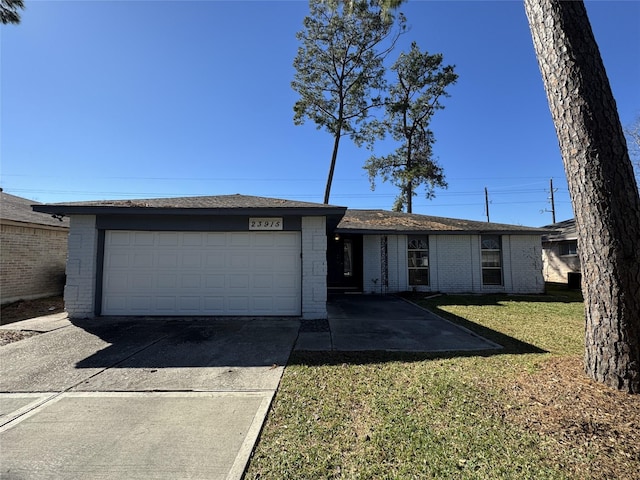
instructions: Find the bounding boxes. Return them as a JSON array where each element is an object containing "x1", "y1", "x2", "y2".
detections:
[{"x1": 245, "y1": 285, "x2": 640, "y2": 479}]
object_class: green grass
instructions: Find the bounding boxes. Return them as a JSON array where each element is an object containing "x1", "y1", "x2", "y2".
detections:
[{"x1": 245, "y1": 285, "x2": 586, "y2": 480}]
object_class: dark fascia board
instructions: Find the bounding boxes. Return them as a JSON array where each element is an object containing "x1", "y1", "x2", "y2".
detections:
[
  {"x1": 33, "y1": 205, "x2": 348, "y2": 218},
  {"x1": 335, "y1": 227, "x2": 550, "y2": 236}
]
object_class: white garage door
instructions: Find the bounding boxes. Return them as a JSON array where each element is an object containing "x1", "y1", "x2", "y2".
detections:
[{"x1": 102, "y1": 231, "x2": 301, "y2": 316}]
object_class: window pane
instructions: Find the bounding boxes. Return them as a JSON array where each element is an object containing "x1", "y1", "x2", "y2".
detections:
[
  {"x1": 560, "y1": 241, "x2": 578, "y2": 256},
  {"x1": 408, "y1": 251, "x2": 429, "y2": 267},
  {"x1": 481, "y1": 235, "x2": 501, "y2": 250},
  {"x1": 482, "y1": 251, "x2": 501, "y2": 267},
  {"x1": 409, "y1": 269, "x2": 429, "y2": 286},
  {"x1": 482, "y1": 269, "x2": 502, "y2": 285},
  {"x1": 343, "y1": 239, "x2": 352, "y2": 277}
]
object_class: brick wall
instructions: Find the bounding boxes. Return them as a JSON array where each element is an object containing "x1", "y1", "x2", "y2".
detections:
[
  {"x1": 542, "y1": 242, "x2": 580, "y2": 283},
  {"x1": 301, "y1": 216, "x2": 327, "y2": 319},
  {"x1": 0, "y1": 222, "x2": 68, "y2": 304},
  {"x1": 64, "y1": 215, "x2": 98, "y2": 318},
  {"x1": 362, "y1": 233, "x2": 544, "y2": 294},
  {"x1": 508, "y1": 235, "x2": 545, "y2": 293},
  {"x1": 362, "y1": 235, "x2": 381, "y2": 293}
]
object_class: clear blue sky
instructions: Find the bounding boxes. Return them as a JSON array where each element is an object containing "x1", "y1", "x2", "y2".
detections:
[{"x1": 2, "y1": 0, "x2": 638, "y2": 227}]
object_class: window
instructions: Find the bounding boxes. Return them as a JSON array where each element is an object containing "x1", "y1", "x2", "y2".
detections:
[
  {"x1": 559, "y1": 240, "x2": 578, "y2": 256},
  {"x1": 343, "y1": 239, "x2": 353, "y2": 277},
  {"x1": 481, "y1": 235, "x2": 502, "y2": 286},
  {"x1": 408, "y1": 235, "x2": 429, "y2": 286}
]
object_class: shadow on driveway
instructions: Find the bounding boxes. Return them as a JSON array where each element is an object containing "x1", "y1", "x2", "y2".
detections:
[
  {"x1": 295, "y1": 295, "x2": 546, "y2": 361},
  {"x1": 70, "y1": 316, "x2": 300, "y2": 369}
]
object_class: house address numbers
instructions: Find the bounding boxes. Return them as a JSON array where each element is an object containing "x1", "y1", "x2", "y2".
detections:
[{"x1": 249, "y1": 217, "x2": 283, "y2": 230}]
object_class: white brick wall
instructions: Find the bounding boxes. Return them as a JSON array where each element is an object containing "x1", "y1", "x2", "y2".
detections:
[
  {"x1": 362, "y1": 233, "x2": 544, "y2": 295},
  {"x1": 433, "y1": 235, "x2": 476, "y2": 292},
  {"x1": 362, "y1": 235, "x2": 381, "y2": 293},
  {"x1": 64, "y1": 215, "x2": 98, "y2": 318},
  {"x1": 507, "y1": 235, "x2": 545, "y2": 293},
  {"x1": 301, "y1": 216, "x2": 327, "y2": 319}
]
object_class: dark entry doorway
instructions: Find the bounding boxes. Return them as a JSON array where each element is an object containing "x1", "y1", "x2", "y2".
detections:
[{"x1": 327, "y1": 233, "x2": 363, "y2": 292}]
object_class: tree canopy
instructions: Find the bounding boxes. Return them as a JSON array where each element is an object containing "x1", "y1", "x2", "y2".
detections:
[
  {"x1": 1, "y1": 0, "x2": 23, "y2": 24},
  {"x1": 292, "y1": 0, "x2": 406, "y2": 204},
  {"x1": 364, "y1": 41, "x2": 457, "y2": 212}
]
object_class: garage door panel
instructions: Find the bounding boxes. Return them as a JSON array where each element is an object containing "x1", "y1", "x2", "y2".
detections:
[
  {"x1": 102, "y1": 231, "x2": 301, "y2": 316},
  {"x1": 156, "y1": 297, "x2": 177, "y2": 311},
  {"x1": 131, "y1": 274, "x2": 154, "y2": 289},
  {"x1": 129, "y1": 296, "x2": 152, "y2": 311},
  {"x1": 229, "y1": 254, "x2": 249, "y2": 269},
  {"x1": 205, "y1": 253, "x2": 225, "y2": 268},
  {"x1": 230, "y1": 233, "x2": 250, "y2": 246},
  {"x1": 132, "y1": 253, "x2": 154, "y2": 267},
  {"x1": 228, "y1": 275, "x2": 250, "y2": 289},
  {"x1": 181, "y1": 274, "x2": 201, "y2": 289},
  {"x1": 253, "y1": 274, "x2": 274, "y2": 289},
  {"x1": 158, "y1": 232, "x2": 179, "y2": 246},
  {"x1": 109, "y1": 231, "x2": 132, "y2": 246},
  {"x1": 133, "y1": 232, "x2": 155, "y2": 246},
  {"x1": 227, "y1": 296, "x2": 250, "y2": 313},
  {"x1": 157, "y1": 274, "x2": 177, "y2": 289},
  {"x1": 106, "y1": 253, "x2": 130, "y2": 268},
  {"x1": 253, "y1": 255, "x2": 274, "y2": 269},
  {"x1": 275, "y1": 275, "x2": 298, "y2": 289}
]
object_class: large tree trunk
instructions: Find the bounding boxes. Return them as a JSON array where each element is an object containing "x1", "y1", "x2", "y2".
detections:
[{"x1": 524, "y1": 0, "x2": 640, "y2": 393}]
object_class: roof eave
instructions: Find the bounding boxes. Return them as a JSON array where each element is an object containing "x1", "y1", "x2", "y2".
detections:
[
  {"x1": 335, "y1": 227, "x2": 547, "y2": 235},
  {"x1": 32, "y1": 205, "x2": 348, "y2": 217}
]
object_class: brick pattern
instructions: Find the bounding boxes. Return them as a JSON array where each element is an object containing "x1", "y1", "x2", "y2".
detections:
[
  {"x1": 64, "y1": 216, "x2": 98, "y2": 318},
  {"x1": 362, "y1": 233, "x2": 544, "y2": 294},
  {"x1": 542, "y1": 242, "x2": 580, "y2": 283},
  {"x1": 362, "y1": 235, "x2": 381, "y2": 293},
  {"x1": 0, "y1": 223, "x2": 68, "y2": 304},
  {"x1": 301, "y1": 216, "x2": 327, "y2": 319},
  {"x1": 508, "y1": 235, "x2": 545, "y2": 293}
]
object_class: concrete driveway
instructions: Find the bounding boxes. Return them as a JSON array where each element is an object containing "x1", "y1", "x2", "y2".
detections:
[
  {"x1": 0, "y1": 315, "x2": 299, "y2": 480},
  {"x1": 296, "y1": 294, "x2": 501, "y2": 352},
  {"x1": 1, "y1": 295, "x2": 498, "y2": 479}
]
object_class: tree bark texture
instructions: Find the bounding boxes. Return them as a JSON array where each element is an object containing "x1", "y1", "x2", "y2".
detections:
[{"x1": 524, "y1": 0, "x2": 640, "y2": 393}]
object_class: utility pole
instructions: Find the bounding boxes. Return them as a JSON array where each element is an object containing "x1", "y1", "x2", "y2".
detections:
[
  {"x1": 484, "y1": 187, "x2": 490, "y2": 223},
  {"x1": 549, "y1": 178, "x2": 556, "y2": 223}
]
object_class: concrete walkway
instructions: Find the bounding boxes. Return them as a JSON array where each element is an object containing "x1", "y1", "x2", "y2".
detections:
[
  {"x1": 0, "y1": 315, "x2": 299, "y2": 480},
  {"x1": 295, "y1": 295, "x2": 501, "y2": 352}
]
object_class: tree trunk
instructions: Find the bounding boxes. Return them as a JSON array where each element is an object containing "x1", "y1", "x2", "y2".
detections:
[
  {"x1": 324, "y1": 132, "x2": 341, "y2": 204},
  {"x1": 524, "y1": 0, "x2": 640, "y2": 393}
]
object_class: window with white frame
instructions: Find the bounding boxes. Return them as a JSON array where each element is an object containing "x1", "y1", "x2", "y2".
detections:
[
  {"x1": 408, "y1": 235, "x2": 429, "y2": 286},
  {"x1": 481, "y1": 235, "x2": 502, "y2": 286}
]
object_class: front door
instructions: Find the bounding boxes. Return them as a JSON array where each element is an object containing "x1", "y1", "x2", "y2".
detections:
[{"x1": 327, "y1": 234, "x2": 363, "y2": 292}]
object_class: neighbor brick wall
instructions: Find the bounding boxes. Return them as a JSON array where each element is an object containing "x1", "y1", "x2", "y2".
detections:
[
  {"x1": 0, "y1": 222, "x2": 68, "y2": 304},
  {"x1": 542, "y1": 242, "x2": 580, "y2": 283},
  {"x1": 64, "y1": 215, "x2": 98, "y2": 318},
  {"x1": 301, "y1": 216, "x2": 327, "y2": 319}
]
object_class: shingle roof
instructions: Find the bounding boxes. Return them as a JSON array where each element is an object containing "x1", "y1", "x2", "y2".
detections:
[
  {"x1": 1, "y1": 191, "x2": 69, "y2": 228},
  {"x1": 337, "y1": 209, "x2": 547, "y2": 235},
  {"x1": 32, "y1": 194, "x2": 347, "y2": 217},
  {"x1": 541, "y1": 218, "x2": 576, "y2": 241}
]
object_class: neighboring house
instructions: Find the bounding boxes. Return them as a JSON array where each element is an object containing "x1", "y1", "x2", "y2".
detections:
[
  {"x1": 541, "y1": 218, "x2": 580, "y2": 285},
  {"x1": 33, "y1": 194, "x2": 547, "y2": 320},
  {"x1": 1, "y1": 190, "x2": 69, "y2": 304}
]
